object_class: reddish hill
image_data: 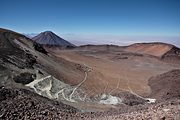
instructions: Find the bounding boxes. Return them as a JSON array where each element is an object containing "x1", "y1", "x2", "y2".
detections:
[
  {"x1": 125, "y1": 42, "x2": 173, "y2": 57},
  {"x1": 125, "y1": 42, "x2": 180, "y2": 64}
]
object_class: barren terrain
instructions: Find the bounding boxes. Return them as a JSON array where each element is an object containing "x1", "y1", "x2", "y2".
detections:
[
  {"x1": 47, "y1": 44, "x2": 180, "y2": 98},
  {"x1": 0, "y1": 28, "x2": 180, "y2": 119}
]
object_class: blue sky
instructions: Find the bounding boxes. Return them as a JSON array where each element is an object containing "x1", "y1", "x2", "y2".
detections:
[{"x1": 1, "y1": 0, "x2": 180, "y2": 45}]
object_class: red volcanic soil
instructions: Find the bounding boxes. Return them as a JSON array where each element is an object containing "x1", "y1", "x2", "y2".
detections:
[
  {"x1": 125, "y1": 42, "x2": 173, "y2": 57},
  {"x1": 125, "y1": 42, "x2": 180, "y2": 64}
]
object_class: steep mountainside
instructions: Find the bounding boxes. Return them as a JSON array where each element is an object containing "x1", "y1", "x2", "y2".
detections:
[
  {"x1": 0, "y1": 28, "x2": 38, "y2": 69},
  {"x1": 0, "y1": 28, "x2": 84, "y2": 85},
  {"x1": 148, "y1": 69, "x2": 180, "y2": 101},
  {"x1": 32, "y1": 31, "x2": 75, "y2": 47},
  {"x1": 161, "y1": 46, "x2": 180, "y2": 63}
]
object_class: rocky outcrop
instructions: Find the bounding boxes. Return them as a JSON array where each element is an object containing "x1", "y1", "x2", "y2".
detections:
[
  {"x1": 33, "y1": 42, "x2": 48, "y2": 55},
  {"x1": 13, "y1": 72, "x2": 36, "y2": 85}
]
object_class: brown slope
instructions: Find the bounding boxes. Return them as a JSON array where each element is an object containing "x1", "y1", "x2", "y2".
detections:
[
  {"x1": 0, "y1": 28, "x2": 48, "y2": 54},
  {"x1": 148, "y1": 69, "x2": 180, "y2": 101},
  {"x1": 0, "y1": 28, "x2": 85, "y2": 87},
  {"x1": 0, "y1": 28, "x2": 37, "y2": 69},
  {"x1": 0, "y1": 28, "x2": 35, "y2": 50},
  {"x1": 161, "y1": 46, "x2": 180, "y2": 63},
  {"x1": 125, "y1": 42, "x2": 173, "y2": 57}
]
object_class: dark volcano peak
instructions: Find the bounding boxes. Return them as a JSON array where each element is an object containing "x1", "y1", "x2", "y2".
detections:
[
  {"x1": 32, "y1": 31, "x2": 75, "y2": 47},
  {"x1": 43, "y1": 31, "x2": 53, "y2": 33},
  {"x1": 43, "y1": 31, "x2": 54, "y2": 35}
]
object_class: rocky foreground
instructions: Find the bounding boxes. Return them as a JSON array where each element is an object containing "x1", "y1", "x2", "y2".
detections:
[{"x1": 0, "y1": 86, "x2": 179, "y2": 120}]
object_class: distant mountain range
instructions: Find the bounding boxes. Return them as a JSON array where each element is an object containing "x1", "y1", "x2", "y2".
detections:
[
  {"x1": 23, "y1": 33, "x2": 37, "y2": 38},
  {"x1": 32, "y1": 31, "x2": 75, "y2": 47},
  {"x1": 23, "y1": 32, "x2": 180, "y2": 47}
]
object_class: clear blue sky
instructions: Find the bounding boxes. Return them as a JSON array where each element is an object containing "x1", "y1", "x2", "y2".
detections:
[{"x1": 1, "y1": 0, "x2": 180, "y2": 36}]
